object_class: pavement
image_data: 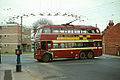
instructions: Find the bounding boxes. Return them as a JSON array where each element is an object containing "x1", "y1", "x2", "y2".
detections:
[
  {"x1": 0, "y1": 64, "x2": 37, "y2": 80},
  {"x1": 0, "y1": 54, "x2": 120, "y2": 80}
]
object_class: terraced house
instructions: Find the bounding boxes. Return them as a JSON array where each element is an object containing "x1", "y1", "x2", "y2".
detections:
[
  {"x1": 103, "y1": 20, "x2": 120, "y2": 56},
  {"x1": 0, "y1": 22, "x2": 32, "y2": 53}
]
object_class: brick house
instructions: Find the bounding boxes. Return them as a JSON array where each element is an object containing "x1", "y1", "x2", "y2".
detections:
[
  {"x1": 0, "y1": 22, "x2": 32, "y2": 53},
  {"x1": 103, "y1": 20, "x2": 120, "y2": 56}
]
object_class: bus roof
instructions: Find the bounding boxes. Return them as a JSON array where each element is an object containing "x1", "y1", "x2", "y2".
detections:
[{"x1": 39, "y1": 25, "x2": 99, "y2": 30}]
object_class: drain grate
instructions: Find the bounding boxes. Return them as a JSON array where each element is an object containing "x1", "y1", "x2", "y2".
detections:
[{"x1": 4, "y1": 70, "x2": 12, "y2": 80}]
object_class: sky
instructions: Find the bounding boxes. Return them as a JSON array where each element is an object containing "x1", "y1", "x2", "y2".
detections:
[{"x1": 0, "y1": 0, "x2": 120, "y2": 31}]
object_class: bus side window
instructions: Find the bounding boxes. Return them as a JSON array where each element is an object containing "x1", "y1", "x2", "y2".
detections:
[
  {"x1": 75, "y1": 42, "x2": 82, "y2": 47},
  {"x1": 74, "y1": 28, "x2": 80, "y2": 33},
  {"x1": 43, "y1": 27, "x2": 51, "y2": 33},
  {"x1": 92, "y1": 29, "x2": 99, "y2": 33},
  {"x1": 47, "y1": 41, "x2": 51, "y2": 49},
  {"x1": 82, "y1": 42, "x2": 87, "y2": 47},
  {"x1": 87, "y1": 29, "x2": 92, "y2": 33},
  {"x1": 95, "y1": 42, "x2": 101, "y2": 47},
  {"x1": 52, "y1": 28, "x2": 59, "y2": 33},
  {"x1": 81, "y1": 29, "x2": 87, "y2": 33},
  {"x1": 38, "y1": 28, "x2": 43, "y2": 33},
  {"x1": 64, "y1": 43, "x2": 67, "y2": 48},
  {"x1": 61, "y1": 43, "x2": 67, "y2": 48},
  {"x1": 68, "y1": 43, "x2": 74, "y2": 48},
  {"x1": 60, "y1": 28, "x2": 67, "y2": 33},
  {"x1": 53, "y1": 43, "x2": 60, "y2": 48},
  {"x1": 94, "y1": 29, "x2": 100, "y2": 33},
  {"x1": 68, "y1": 28, "x2": 73, "y2": 33},
  {"x1": 88, "y1": 42, "x2": 94, "y2": 47},
  {"x1": 61, "y1": 43, "x2": 65, "y2": 48}
]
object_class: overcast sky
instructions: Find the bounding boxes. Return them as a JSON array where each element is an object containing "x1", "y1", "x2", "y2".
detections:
[{"x1": 0, "y1": 0, "x2": 120, "y2": 31}]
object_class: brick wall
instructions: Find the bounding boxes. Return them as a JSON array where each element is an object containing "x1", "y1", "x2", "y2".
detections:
[
  {"x1": 0, "y1": 24, "x2": 32, "y2": 53},
  {"x1": 103, "y1": 21, "x2": 120, "y2": 55}
]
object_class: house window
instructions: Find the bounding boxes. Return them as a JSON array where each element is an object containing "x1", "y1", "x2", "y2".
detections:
[
  {"x1": 0, "y1": 35, "x2": 2, "y2": 40},
  {"x1": 5, "y1": 44, "x2": 9, "y2": 47},
  {"x1": 0, "y1": 26, "x2": 2, "y2": 30},
  {"x1": 0, "y1": 44, "x2": 2, "y2": 48},
  {"x1": 4, "y1": 35, "x2": 8, "y2": 38}
]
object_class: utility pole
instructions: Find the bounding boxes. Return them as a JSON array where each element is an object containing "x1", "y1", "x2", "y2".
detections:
[
  {"x1": 21, "y1": 16, "x2": 23, "y2": 51},
  {"x1": 0, "y1": 47, "x2": 1, "y2": 64}
]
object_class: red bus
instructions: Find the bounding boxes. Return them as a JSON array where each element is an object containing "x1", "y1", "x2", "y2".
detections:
[{"x1": 34, "y1": 25, "x2": 102, "y2": 62}]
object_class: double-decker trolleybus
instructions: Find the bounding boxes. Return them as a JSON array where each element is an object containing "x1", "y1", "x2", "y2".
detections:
[{"x1": 34, "y1": 24, "x2": 102, "y2": 62}]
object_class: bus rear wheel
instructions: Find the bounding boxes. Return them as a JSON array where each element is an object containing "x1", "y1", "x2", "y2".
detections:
[
  {"x1": 87, "y1": 51, "x2": 94, "y2": 59},
  {"x1": 42, "y1": 54, "x2": 51, "y2": 62},
  {"x1": 79, "y1": 52, "x2": 86, "y2": 59}
]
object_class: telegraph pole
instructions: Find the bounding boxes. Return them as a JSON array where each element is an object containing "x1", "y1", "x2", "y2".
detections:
[
  {"x1": 21, "y1": 16, "x2": 23, "y2": 51},
  {"x1": 0, "y1": 47, "x2": 1, "y2": 64}
]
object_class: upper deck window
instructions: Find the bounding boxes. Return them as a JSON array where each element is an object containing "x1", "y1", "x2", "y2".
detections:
[
  {"x1": 87, "y1": 29, "x2": 92, "y2": 33},
  {"x1": 68, "y1": 28, "x2": 73, "y2": 33},
  {"x1": 43, "y1": 27, "x2": 51, "y2": 33},
  {"x1": 0, "y1": 26, "x2": 2, "y2": 30},
  {"x1": 74, "y1": 28, "x2": 80, "y2": 33},
  {"x1": 60, "y1": 28, "x2": 67, "y2": 33},
  {"x1": 91, "y1": 29, "x2": 99, "y2": 33},
  {"x1": 52, "y1": 28, "x2": 59, "y2": 33},
  {"x1": 81, "y1": 29, "x2": 87, "y2": 33},
  {"x1": 94, "y1": 29, "x2": 100, "y2": 33},
  {"x1": 38, "y1": 28, "x2": 42, "y2": 33}
]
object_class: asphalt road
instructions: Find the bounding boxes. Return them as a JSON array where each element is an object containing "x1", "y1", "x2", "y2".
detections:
[{"x1": 1, "y1": 54, "x2": 120, "y2": 80}]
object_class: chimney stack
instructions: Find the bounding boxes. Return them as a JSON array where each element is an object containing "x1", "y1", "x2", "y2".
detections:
[{"x1": 108, "y1": 20, "x2": 114, "y2": 26}]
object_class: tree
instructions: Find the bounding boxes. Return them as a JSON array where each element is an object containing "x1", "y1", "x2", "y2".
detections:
[
  {"x1": 32, "y1": 18, "x2": 53, "y2": 38},
  {"x1": 33, "y1": 18, "x2": 53, "y2": 28}
]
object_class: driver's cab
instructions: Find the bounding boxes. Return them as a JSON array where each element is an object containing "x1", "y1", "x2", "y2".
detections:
[{"x1": 34, "y1": 41, "x2": 52, "y2": 55}]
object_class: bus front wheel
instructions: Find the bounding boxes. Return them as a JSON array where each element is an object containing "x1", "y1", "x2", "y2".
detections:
[
  {"x1": 37, "y1": 59, "x2": 43, "y2": 62},
  {"x1": 42, "y1": 54, "x2": 51, "y2": 62},
  {"x1": 79, "y1": 52, "x2": 86, "y2": 59}
]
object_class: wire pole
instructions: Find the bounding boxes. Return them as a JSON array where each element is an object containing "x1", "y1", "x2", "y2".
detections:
[
  {"x1": 21, "y1": 16, "x2": 23, "y2": 51},
  {"x1": 0, "y1": 48, "x2": 1, "y2": 64}
]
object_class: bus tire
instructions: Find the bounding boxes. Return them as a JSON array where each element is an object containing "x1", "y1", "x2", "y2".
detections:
[
  {"x1": 79, "y1": 51, "x2": 86, "y2": 59},
  {"x1": 37, "y1": 59, "x2": 43, "y2": 62},
  {"x1": 42, "y1": 54, "x2": 51, "y2": 62},
  {"x1": 87, "y1": 51, "x2": 94, "y2": 59}
]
